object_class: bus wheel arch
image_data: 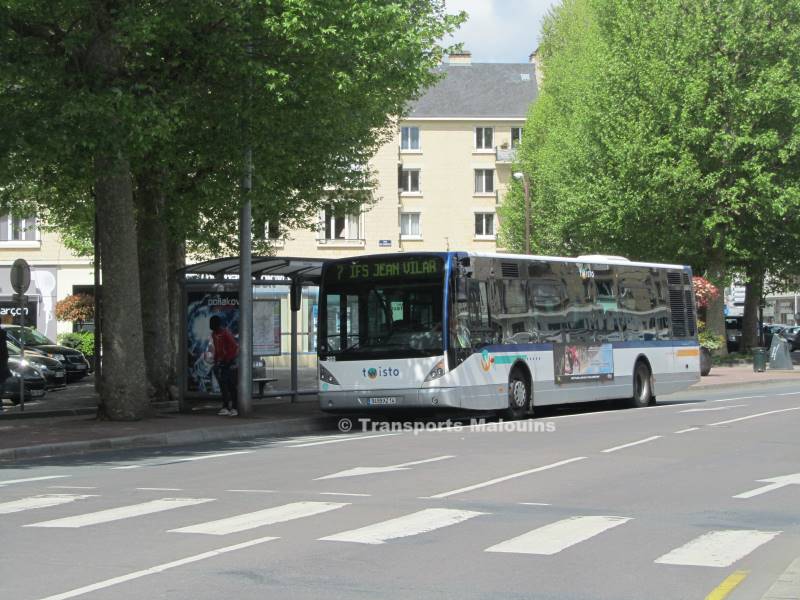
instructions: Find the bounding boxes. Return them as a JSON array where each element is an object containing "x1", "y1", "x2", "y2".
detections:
[
  {"x1": 504, "y1": 361, "x2": 532, "y2": 419},
  {"x1": 630, "y1": 356, "x2": 655, "y2": 407}
]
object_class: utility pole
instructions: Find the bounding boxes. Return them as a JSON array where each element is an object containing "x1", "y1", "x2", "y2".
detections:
[
  {"x1": 513, "y1": 172, "x2": 532, "y2": 254},
  {"x1": 238, "y1": 150, "x2": 253, "y2": 417}
]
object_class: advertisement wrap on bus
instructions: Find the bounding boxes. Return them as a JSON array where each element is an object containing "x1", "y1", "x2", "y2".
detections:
[{"x1": 317, "y1": 252, "x2": 700, "y2": 417}]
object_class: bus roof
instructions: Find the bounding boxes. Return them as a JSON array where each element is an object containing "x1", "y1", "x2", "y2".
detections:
[{"x1": 467, "y1": 251, "x2": 688, "y2": 271}]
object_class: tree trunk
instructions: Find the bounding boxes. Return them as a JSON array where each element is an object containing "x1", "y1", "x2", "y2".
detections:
[
  {"x1": 705, "y1": 251, "x2": 728, "y2": 356},
  {"x1": 95, "y1": 155, "x2": 149, "y2": 420},
  {"x1": 741, "y1": 269, "x2": 764, "y2": 352},
  {"x1": 135, "y1": 172, "x2": 174, "y2": 403},
  {"x1": 167, "y1": 236, "x2": 186, "y2": 401}
]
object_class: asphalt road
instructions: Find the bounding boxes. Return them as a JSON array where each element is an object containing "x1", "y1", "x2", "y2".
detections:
[{"x1": 1, "y1": 383, "x2": 799, "y2": 600}]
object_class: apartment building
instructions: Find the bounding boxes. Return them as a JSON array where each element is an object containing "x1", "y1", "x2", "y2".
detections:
[
  {"x1": 0, "y1": 215, "x2": 93, "y2": 339},
  {"x1": 277, "y1": 51, "x2": 538, "y2": 258}
]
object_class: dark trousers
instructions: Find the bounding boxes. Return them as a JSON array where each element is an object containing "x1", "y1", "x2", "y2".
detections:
[{"x1": 216, "y1": 362, "x2": 238, "y2": 410}]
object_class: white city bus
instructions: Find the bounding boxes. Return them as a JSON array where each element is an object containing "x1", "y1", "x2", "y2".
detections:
[{"x1": 317, "y1": 252, "x2": 700, "y2": 416}]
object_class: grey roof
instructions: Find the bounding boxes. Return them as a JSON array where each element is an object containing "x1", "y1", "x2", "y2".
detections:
[
  {"x1": 408, "y1": 63, "x2": 538, "y2": 119},
  {"x1": 179, "y1": 257, "x2": 329, "y2": 283}
]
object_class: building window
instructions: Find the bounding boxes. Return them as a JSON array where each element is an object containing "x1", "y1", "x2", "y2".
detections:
[
  {"x1": 475, "y1": 127, "x2": 494, "y2": 150},
  {"x1": 474, "y1": 169, "x2": 494, "y2": 194},
  {"x1": 511, "y1": 127, "x2": 523, "y2": 148},
  {"x1": 253, "y1": 218, "x2": 281, "y2": 240},
  {"x1": 0, "y1": 214, "x2": 38, "y2": 242},
  {"x1": 475, "y1": 213, "x2": 495, "y2": 238},
  {"x1": 322, "y1": 207, "x2": 361, "y2": 240},
  {"x1": 400, "y1": 213, "x2": 421, "y2": 239},
  {"x1": 401, "y1": 126, "x2": 420, "y2": 150},
  {"x1": 398, "y1": 168, "x2": 421, "y2": 193}
]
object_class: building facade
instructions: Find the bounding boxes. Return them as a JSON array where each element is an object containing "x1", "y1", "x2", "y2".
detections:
[{"x1": 277, "y1": 52, "x2": 538, "y2": 258}]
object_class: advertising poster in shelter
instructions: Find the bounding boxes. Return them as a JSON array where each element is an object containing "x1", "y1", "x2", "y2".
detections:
[
  {"x1": 253, "y1": 299, "x2": 281, "y2": 356},
  {"x1": 186, "y1": 291, "x2": 239, "y2": 393},
  {"x1": 553, "y1": 343, "x2": 614, "y2": 384}
]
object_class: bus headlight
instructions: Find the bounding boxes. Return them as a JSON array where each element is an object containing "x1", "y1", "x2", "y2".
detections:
[
  {"x1": 319, "y1": 364, "x2": 340, "y2": 385},
  {"x1": 424, "y1": 360, "x2": 446, "y2": 383}
]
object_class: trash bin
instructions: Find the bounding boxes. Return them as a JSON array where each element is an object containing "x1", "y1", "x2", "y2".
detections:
[{"x1": 752, "y1": 347, "x2": 767, "y2": 372}]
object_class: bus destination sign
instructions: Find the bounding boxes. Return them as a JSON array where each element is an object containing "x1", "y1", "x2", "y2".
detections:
[{"x1": 330, "y1": 258, "x2": 442, "y2": 282}]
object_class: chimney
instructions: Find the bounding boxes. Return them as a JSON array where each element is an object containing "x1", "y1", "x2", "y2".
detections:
[
  {"x1": 448, "y1": 50, "x2": 472, "y2": 65},
  {"x1": 529, "y1": 47, "x2": 543, "y2": 87}
]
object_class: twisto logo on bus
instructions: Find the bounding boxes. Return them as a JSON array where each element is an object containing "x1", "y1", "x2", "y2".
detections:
[
  {"x1": 363, "y1": 367, "x2": 400, "y2": 380},
  {"x1": 480, "y1": 349, "x2": 495, "y2": 372}
]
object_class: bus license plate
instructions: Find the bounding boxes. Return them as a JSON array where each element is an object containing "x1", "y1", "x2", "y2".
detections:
[
  {"x1": 30, "y1": 389, "x2": 45, "y2": 397},
  {"x1": 365, "y1": 396, "x2": 399, "y2": 406}
]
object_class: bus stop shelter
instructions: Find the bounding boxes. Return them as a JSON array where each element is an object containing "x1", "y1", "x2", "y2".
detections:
[{"x1": 177, "y1": 256, "x2": 329, "y2": 412}]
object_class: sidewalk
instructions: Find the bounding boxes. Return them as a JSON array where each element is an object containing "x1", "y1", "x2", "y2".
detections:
[{"x1": 1, "y1": 365, "x2": 798, "y2": 463}]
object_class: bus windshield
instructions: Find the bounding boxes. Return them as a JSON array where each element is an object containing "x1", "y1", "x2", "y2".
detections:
[{"x1": 319, "y1": 256, "x2": 445, "y2": 360}]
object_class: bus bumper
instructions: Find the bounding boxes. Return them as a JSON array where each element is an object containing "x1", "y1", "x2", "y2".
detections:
[{"x1": 319, "y1": 387, "x2": 462, "y2": 412}]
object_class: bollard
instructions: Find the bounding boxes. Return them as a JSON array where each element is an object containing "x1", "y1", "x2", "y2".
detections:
[{"x1": 752, "y1": 347, "x2": 767, "y2": 372}]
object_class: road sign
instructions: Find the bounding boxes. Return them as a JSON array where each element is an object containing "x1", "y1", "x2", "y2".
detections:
[
  {"x1": 734, "y1": 473, "x2": 800, "y2": 499},
  {"x1": 10, "y1": 258, "x2": 31, "y2": 295}
]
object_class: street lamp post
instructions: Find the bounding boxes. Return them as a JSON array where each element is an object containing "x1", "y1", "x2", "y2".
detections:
[{"x1": 513, "y1": 172, "x2": 531, "y2": 254}]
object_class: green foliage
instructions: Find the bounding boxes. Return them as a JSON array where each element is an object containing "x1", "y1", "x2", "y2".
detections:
[
  {"x1": 503, "y1": 0, "x2": 800, "y2": 285},
  {"x1": 57, "y1": 332, "x2": 95, "y2": 357},
  {"x1": 0, "y1": 1, "x2": 465, "y2": 255}
]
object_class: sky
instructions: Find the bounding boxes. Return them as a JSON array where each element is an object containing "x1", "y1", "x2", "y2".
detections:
[{"x1": 444, "y1": 0, "x2": 560, "y2": 63}]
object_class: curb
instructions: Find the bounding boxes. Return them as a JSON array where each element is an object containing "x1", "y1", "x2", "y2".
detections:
[
  {"x1": 0, "y1": 407, "x2": 97, "y2": 420},
  {"x1": 690, "y1": 375, "x2": 800, "y2": 391},
  {"x1": 761, "y1": 556, "x2": 800, "y2": 600},
  {"x1": 0, "y1": 415, "x2": 338, "y2": 462}
]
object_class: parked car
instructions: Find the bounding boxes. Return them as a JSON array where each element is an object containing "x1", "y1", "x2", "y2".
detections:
[
  {"x1": 7, "y1": 341, "x2": 66, "y2": 389},
  {"x1": 761, "y1": 324, "x2": 787, "y2": 349},
  {"x1": 2, "y1": 356, "x2": 48, "y2": 404},
  {"x1": 1, "y1": 325, "x2": 91, "y2": 382},
  {"x1": 780, "y1": 325, "x2": 800, "y2": 352}
]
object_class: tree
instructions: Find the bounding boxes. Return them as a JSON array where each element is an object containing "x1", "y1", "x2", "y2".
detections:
[
  {"x1": 55, "y1": 293, "x2": 95, "y2": 331},
  {"x1": 0, "y1": 1, "x2": 464, "y2": 416},
  {"x1": 503, "y1": 0, "x2": 800, "y2": 353}
]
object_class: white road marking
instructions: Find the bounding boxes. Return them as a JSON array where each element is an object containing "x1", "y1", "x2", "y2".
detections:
[
  {"x1": 165, "y1": 451, "x2": 253, "y2": 463},
  {"x1": 319, "y1": 508, "x2": 484, "y2": 544},
  {"x1": 33, "y1": 535, "x2": 279, "y2": 600},
  {"x1": 655, "y1": 529, "x2": 781, "y2": 567},
  {"x1": 319, "y1": 492, "x2": 372, "y2": 497},
  {"x1": 316, "y1": 455, "x2": 454, "y2": 480},
  {"x1": 226, "y1": 489, "x2": 275, "y2": 494},
  {"x1": 425, "y1": 457, "x2": 587, "y2": 499},
  {"x1": 777, "y1": 392, "x2": 800, "y2": 396},
  {"x1": 136, "y1": 488, "x2": 183, "y2": 491},
  {"x1": 288, "y1": 433, "x2": 401, "y2": 448},
  {"x1": 49, "y1": 486, "x2": 97, "y2": 490},
  {"x1": 519, "y1": 502, "x2": 551, "y2": 506},
  {"x1": 733, "y1": 473, "x2": 800, "y2": 499},
  {"x1": 711, "y1": 395, "x2": 766, "y2": 403},
  {"x1": 0, "y1": 494, "x2": 97, "y2": 514},
  {"x1": 486, "y1": 515, "x2": 631, "y2": 555},
  {"x1": 170, "y1": 501, "x2": 348, "y2": 536},
  {"x1": 601, "y1": 436, "x2": 662, "y2": 454},
  {"x1": 675, "y1": 427, "x2": 701, "y2": 434},
  {"x1": 0, "y1": 475, "x2": 69, "y2": 486},
  {"x1": 26, "y1": 497, "x2": 214, "y2": 528},
  {"x1": 680, "y1": 405, "x2": 747, "y2": 413},
  {"x1": 708, "y1": 407, "x2": 800, "y2": 427},
  {"x1": 111, "y1": 465, "x2": 143, "y2": 470}
]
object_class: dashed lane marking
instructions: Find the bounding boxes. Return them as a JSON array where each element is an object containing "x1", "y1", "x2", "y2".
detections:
[
  {"x1": 25, "y1": 497, "x2": 214, "y2": 528},
  {"x1": 655, "y1": 530, "x2": 781, "y2": 567},
  {"x1": 486, "y1": 515, "x2": 631, "y2": 555},
  {"x1": 601, "y1": 436, "x2": 662, "y2": 454}
]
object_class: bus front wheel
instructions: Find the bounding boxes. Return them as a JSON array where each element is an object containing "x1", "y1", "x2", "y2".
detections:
[
  {"x1": 504, "y1": 369, "x2": 530, "y2": 420},
  {"x1": 629, "y1": 361, "x2": 654, "y2": 408}
]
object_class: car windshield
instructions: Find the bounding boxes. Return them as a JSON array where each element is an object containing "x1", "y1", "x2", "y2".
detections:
[
  {"x1": 6, "y1": 341, "x2": 21, "y2": 356},
  {"x1": 7, "y1": 326, "x2": 54, "y2": 346}
]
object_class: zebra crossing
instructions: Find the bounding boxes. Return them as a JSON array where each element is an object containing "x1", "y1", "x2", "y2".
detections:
[{"x1": 0, "y1": 490, "x2": 785, "y2": 569}]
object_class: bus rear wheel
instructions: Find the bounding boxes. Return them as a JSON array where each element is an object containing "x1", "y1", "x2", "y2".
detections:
[
  {"x1": 629, "y1": 361, "x2": 654, "y2": 408},
  {"x1": 503, "y1": 369, "x2": 530, "y2": 420}
]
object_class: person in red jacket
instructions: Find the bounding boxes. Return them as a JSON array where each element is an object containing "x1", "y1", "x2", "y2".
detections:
[{"x1": 210, "y1": 315, "x2": 239, "y2": 416}]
